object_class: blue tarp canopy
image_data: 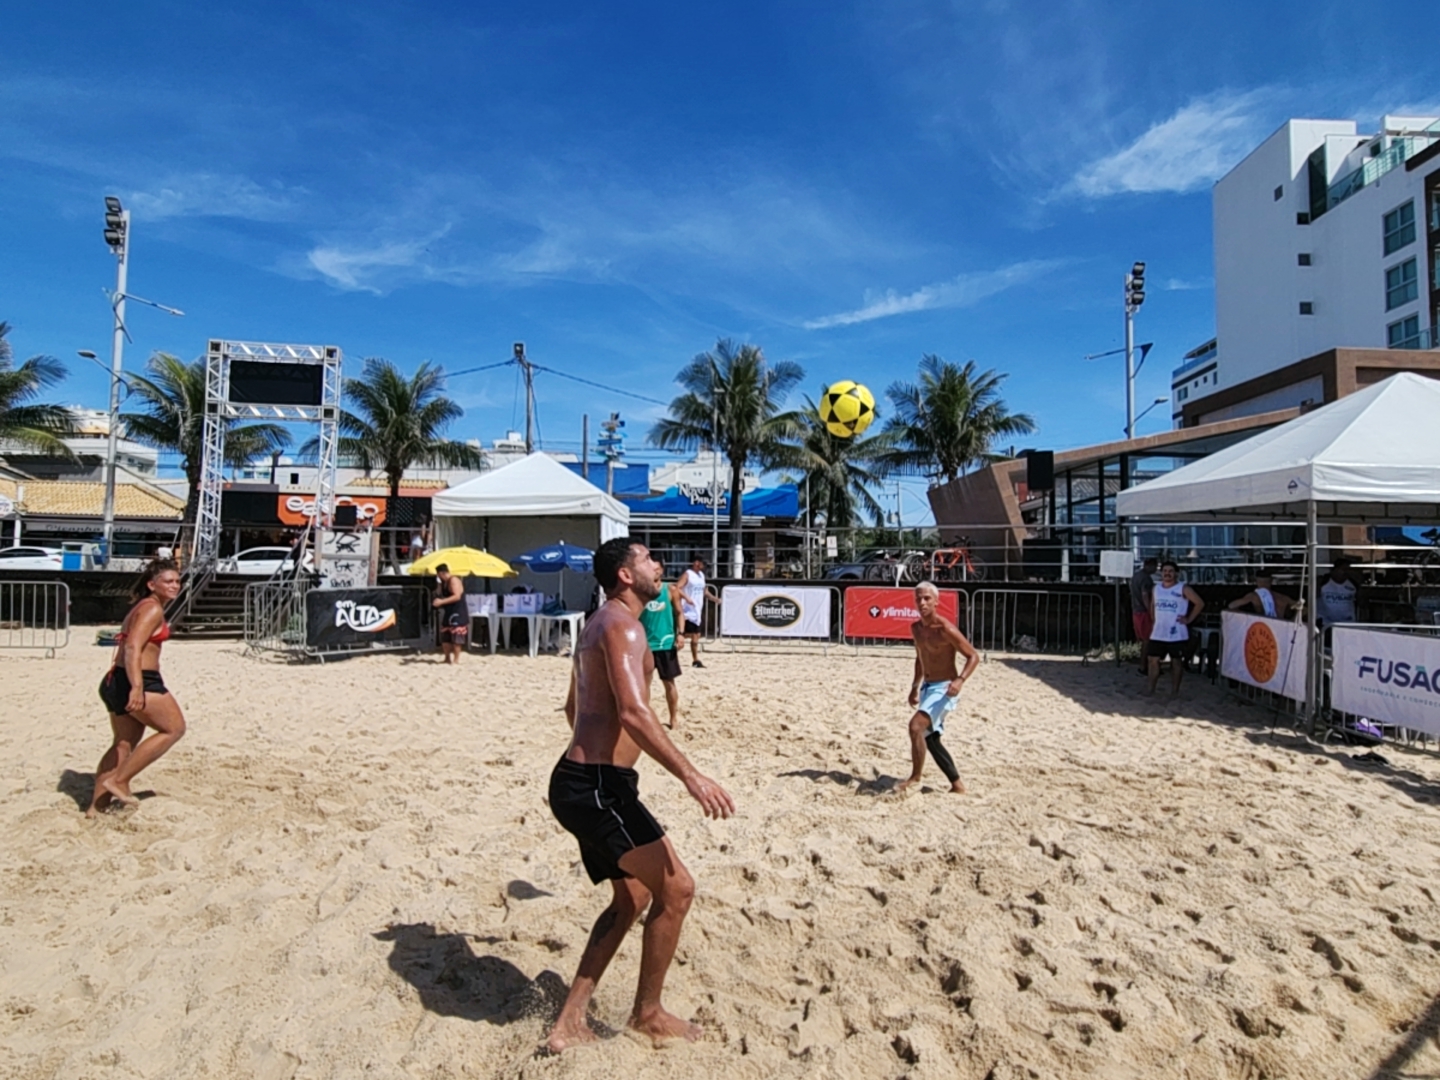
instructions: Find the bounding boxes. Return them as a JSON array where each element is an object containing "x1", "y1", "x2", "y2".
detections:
[
  {"x1": 623, "y1": 484, "x2": 799, "y2": 519},
  {"x1": 562, "y1": 461, "x2": 649, "y2": 496}
]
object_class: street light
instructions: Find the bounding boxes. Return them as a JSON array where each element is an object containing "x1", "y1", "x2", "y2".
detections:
[
  {"x1": 1129, "y1": 395, "x2": 1169, "y2": 430},
  {"x1": 96, "y1": 196, "x2": 182, "y2": 565},
  {"x1": 1123, "y1": 261, "x2": 1147, "y2": 440}
]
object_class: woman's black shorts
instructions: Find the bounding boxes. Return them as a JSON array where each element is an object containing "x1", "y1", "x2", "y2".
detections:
[
  {"x1": 549, "y1": 756, "x2": 665, "y2": 884},
  {"x1": 98, "y1": 668, "x2": 169, "y2": 715}
]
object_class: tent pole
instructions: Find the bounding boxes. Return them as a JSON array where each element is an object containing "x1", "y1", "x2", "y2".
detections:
[{"x1": 1305, "y1": 499, "x2": 1318, "y2": 735}]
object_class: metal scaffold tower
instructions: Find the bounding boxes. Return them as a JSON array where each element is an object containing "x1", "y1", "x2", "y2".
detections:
[{"x1": 193, "y1": 340, "x2": 343, "y2": 570}]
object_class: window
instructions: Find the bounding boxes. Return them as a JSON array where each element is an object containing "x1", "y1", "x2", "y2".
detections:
[
  {"x1": 1385, "y1": 258, "x2": 1418, "y2": 310},
  {"x1": 1274, "y1": 185, "x2": 1284, "y2": 201},
  {"x1": 1299, "y1": 301, "x2": 1314, "y2": 315},
  {"x1": 1383, "y1": 201, "x2": 1416, "y2": 255},
  {"x1": 1388, "y1": 314, "x2": 1421, "y2": 349},
  {"x1": 1296, "y1": 212, "x2": 1311, "y2": 225},
  {"x1": 1297, "y1": 253, "x2": 1312, "y2": 266},
  {"x1": 289, "y1": 472, "x2": 300, "y2": 485}
]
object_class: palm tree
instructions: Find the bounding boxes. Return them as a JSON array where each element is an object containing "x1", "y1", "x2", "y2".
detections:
[
  {"x1": 782, "y1": 397, "x2": 890, "y2": 529},
  {"x1": 649, "y1": 339, "x2": 805, "y2": 548},
  {"x1": 0, "y1": 322, "x2": 77, "y2": 457},
  {"x1": 879, "y1": 355, "x2": 1035, "y2": 485},
  {"x1": 315, "y1": 357, "x2": 483, "y2": 564},
  {"x1": 122, "y1": 353, "x2": 291, "y2": 527}
]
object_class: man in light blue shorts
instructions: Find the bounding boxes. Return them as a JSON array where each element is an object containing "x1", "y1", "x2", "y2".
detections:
[{"x1": 899, "y1": 581, "x2": 980, "y2": 794}]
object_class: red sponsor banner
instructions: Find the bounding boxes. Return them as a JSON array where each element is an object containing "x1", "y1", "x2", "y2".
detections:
[{"x1": 843, "y1": 586, "x2": 960, "y2": 641}]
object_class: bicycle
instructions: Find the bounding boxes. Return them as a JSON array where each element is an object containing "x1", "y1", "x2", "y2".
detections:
[{"x1": 930, "y1": 539, "x2": 987, "y2": 582}]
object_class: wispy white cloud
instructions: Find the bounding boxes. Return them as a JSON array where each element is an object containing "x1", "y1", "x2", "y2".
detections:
[
  {"x1": 1072, "y1": 90, "x2": 1274, "y2": 197},
  {"x1": 305, "y1": 227, "x2": 454, "y2": 293},
  {"x1": 128, "y1": 174, "x2": 302, "y2": 221},
  {"x1": 1162, "y1": 277, "x2": 1212, "y2": 292},
  {"x1": 803, "y1": 260, "x2": 1060, "y2": 330}
]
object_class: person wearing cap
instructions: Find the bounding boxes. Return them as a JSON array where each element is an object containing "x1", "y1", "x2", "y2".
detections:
[{"x1": 1228, "y1": 569, "x2": 1295, "y2": 620}]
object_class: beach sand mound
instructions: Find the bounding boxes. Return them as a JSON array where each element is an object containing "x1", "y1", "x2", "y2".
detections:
[{"x1": 3, "y1": 639, "x2": 1440, "y2": 1078}]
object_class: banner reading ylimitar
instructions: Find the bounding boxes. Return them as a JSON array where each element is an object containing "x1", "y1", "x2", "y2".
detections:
[{"x1": 843, "y1": 586, "x2": 960, "y2": 641}]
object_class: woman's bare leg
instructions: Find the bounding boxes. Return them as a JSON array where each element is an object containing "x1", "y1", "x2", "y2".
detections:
[
  {"x1": 102, "y1": 694, "x2": 186, "y2": 805},
  {"x1": 87, "y1": 712, "x2": 144, "y2": 817}
]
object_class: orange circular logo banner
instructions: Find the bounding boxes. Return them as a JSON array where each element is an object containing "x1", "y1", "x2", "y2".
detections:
[{"x1": 1244, "y1": 621, "x2": 1280, "y2": 683}]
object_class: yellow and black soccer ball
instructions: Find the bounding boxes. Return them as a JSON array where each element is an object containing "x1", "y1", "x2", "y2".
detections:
[{"x1": 818, "y1": 381, "x2": 876, "y2": 438}]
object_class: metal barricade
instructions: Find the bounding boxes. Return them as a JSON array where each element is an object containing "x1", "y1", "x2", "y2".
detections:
[
  {"x1": 966, "y1": 589, "x2": 1107, "y2": 655},
  {"x1": 0, "y1": 580, "x2": 70, "y2": 657},
  {"x1": 244, "y1": 577, "x2": 313, "y2": 656}
]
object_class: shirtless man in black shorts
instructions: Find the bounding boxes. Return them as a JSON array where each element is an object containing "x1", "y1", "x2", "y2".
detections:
[{"x1": 546, "y1": 537, "x2": 735, "y2": 1053}]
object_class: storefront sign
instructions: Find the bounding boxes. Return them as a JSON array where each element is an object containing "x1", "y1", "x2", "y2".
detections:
[
  {"x1": 720, "y1": 586, "x2": 831, "y2": 638},
  {"x1": 0, "y1": 494, "x2": 14, "y2": 518},
  {"x1": 843, "y1": 586, "x2": 960, "y2": 641},
  {"x1": 1333, "y1": 626, "x2": 1440, "y2": 738},
  {"x1": 305, "y1": 587, "x2": 424, "y2": 650},
  {"x1": 1219, "y1": 610, "x2": 1310, "y2": 702},
  {"x1": 278, "y1": 494, "x2": 387, "y2": 527}
]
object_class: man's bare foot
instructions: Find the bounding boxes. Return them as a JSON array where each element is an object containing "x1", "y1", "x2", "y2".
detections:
[
  {"x1": 101, "y1": 776, "x2": 139, "y2": 807},
  {"x1": 545, "y1": 1015, "x2": 599, "y2": 1053},
  {"x1": 894, "y1": 776, "x2": 921, "y2": 795},
  {"x1": 948, "y1": 779, "x2": 967, "y2": 794},
  {"x1": 629, "y1": 1006, "x2": 701, "y2": 1046}
]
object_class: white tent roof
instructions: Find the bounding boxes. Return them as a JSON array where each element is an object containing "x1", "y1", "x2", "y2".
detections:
[
  {"x1": 1116, "y1": 372, "x2": 1440, "y2": 523},
  {"x1": 432, "y1": 452, "x2": 630, "y2": 528}
]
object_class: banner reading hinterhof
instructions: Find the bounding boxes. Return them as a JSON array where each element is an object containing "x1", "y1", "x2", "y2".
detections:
[
  {"x1": 719, "y1": 586, "x2": 832, "y2": 638},
  {"x1": 305, "y1": 587, "x2": 426, "y2": 650},
  {"x1": 1219, "y1": 611, "x2": 1311, "y2": 702},
  {"x1": 1333, "y1": 626, "x2": 1440, "y2": 738}
]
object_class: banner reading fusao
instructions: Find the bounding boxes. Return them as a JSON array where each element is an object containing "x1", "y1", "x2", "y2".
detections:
[
  {"x1": 719, "y1": 586, "x2": 832, "y2": 638},
  {"x1": 842, "y1": 586, "x2": 961, "y2": 641},
  {"x1": 1333, "y1": 626, "x2": 1440, "y2": 738},
  {"x1": 1219, "y1": 610, "x2": 1310, "y2": 702}
]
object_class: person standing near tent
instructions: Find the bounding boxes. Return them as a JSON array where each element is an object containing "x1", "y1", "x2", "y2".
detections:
[
  {"x1": 1228, "y1": 568, "x2": 1295, "y2": 619},
  {"x1": 640, "y1": 559, "x2": 685, "y2": 728},
  {"x1": 1316, "y1": 559, "x2": 1359, "y2": 628},
  {"x1": 676, "y1": 556, "x2": 720, "y2": 668},
  {"x1": 1129, "y1": 556, "x2": 1157, "y2": 674},
  {"x1": 432, "y1": 564, "x2": 467, "y2": 664},
  {"x1": 1147, "y1": 560, "x2": 1205, "y2": 698}
]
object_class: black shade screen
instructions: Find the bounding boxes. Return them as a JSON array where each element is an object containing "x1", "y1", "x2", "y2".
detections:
[
  {"x1": 229, "y1": 362, "x2": 324, "y2": 406},
  {"x1": 1025, "y1": 450, "x2": 1055, "y2": 491}
]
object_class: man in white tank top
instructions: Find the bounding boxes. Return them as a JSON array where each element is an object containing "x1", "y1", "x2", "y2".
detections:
[
  {"x1": 675, "y1": 556, "x2": 721, "y2": 668},
  {"x1": 1227, "y1": 569, "x2": 1294, "y2": 620},
  {"x1": 1147, "y1": 560, "x2": 1205, "y2": 699}
]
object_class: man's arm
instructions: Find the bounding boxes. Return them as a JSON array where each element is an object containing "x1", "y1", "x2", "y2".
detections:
[
  {"x1": 1228, "y1": 591, "x2": 1256, "y2": 612},
  {"x1": 909, "y1": 631, "x2": 924, "y2": 707},
  {"x1": 601, "y1": 619, "x2": 734, "y2": 819},
  {"x1": 1183, "y1": 586, "x2": 1205, "y2": 623},
  {"x1": 669, "y1": 584, "x2": 684, "y2": 636},
  {"x1": 942, "y1": 620, "x2": 981, "y2": 695},
  {"x1": 564, "y1": 665, "x2": 577, "y2": 730}
]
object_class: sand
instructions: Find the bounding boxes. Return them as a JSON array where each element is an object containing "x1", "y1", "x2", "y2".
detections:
[{"x1": 3, "y1": 635, "x2": 1440, "y2": 1079}]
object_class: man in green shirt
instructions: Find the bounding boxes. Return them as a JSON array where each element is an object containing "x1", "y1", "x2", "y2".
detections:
[{"x1": 640, "y1": 559, "x2": 686, "y2": 728}]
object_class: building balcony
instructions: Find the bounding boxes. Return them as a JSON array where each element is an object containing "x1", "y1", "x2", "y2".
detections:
[{"x1": 1327, "y1": 121, "x2": 1440, "y2": 212}]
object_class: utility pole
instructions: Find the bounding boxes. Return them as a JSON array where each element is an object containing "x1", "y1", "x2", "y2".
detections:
[
  {"x1": 514, "y1": 342, "x2": 535, "y2": 453},
  {"x1": 581, "y1": 414, "x2": 589, "y2": 481},
  {"x1": 101, "y1": 197, "x2": 130, "y2": 565},
  {"x1": 1124, "y1": 262, "x2": 1146, "y2": 440}
]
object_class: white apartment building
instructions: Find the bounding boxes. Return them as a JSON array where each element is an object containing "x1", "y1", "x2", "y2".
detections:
[
  {"x1": 1175, "y1": 114, "x2": 1440, "y2": 422},
  {"x1": 0, "y1": 407, "x2": 160, "y2": 479}
]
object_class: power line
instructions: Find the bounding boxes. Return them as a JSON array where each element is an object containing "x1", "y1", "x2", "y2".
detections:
[
  {"x1": 531, "y1": 363, "x2": 671, "y2": 407},
  {"x1": 446, "y1": 358, "x2": 516, "y2": 379}
]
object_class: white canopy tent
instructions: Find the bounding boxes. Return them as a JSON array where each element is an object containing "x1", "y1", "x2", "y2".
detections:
[
  {"x1": 1116, "y1": 372, "x2": 1440, "y2": 723},
  {"x1": 431, "y1": 453, "x2": 630, "y2": 609}
]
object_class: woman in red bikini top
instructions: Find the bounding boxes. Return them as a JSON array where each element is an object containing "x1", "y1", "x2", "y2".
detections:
[{"x1": 88, "y1": 559, "x2": 188, "y2": 817}]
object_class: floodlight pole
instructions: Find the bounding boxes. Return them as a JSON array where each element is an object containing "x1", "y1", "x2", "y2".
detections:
[
  {"x1": 1124, "y1": 299, "x2": 1135, "y2": 441},
  {"x1": 102, "y1": 209, "x2": 131, "y2": 564}
]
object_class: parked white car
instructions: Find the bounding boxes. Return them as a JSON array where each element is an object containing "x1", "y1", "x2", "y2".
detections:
[
  {"x1": 220, "y1": 546, "x2": 313, "y2": 576},
  {"x1": 0, "y1": 546, "x2": 65, "y2": 571}
]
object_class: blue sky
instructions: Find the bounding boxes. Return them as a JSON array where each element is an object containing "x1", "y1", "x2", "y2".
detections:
[{"x1": 4, "y1": 1, "x2": 1437, "y2": 524}]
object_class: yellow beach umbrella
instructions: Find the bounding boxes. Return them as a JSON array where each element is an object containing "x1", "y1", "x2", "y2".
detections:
[{"x1": 408, "y1": 546, "x2": 518, "y2": 578}]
